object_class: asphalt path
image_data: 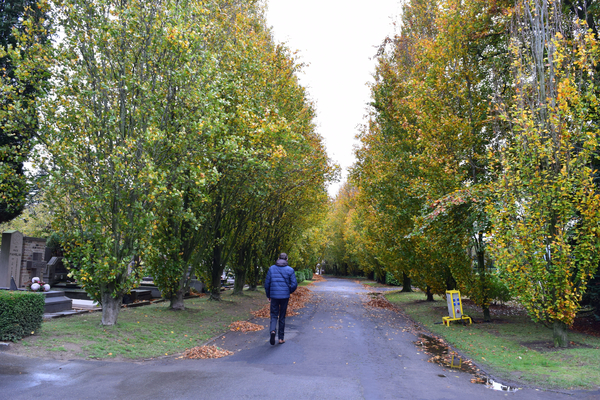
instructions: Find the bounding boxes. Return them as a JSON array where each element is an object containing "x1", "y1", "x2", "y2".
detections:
[{"x1": 1, "y1": 277, "x2": 599, "y2": 399}]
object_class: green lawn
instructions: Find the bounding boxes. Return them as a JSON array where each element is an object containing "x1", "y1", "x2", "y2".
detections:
[
  {"x1": 386, "y1": 291, "x2": 600, "y2": 390},
  {"x1": 11, "y1": 288, "x2": 268, "y2": 361}
]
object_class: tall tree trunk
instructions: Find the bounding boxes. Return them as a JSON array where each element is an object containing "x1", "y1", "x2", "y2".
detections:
[
  {"x1": 446, "y1": 273, "x2": 457, "y2": 291},
  {"x1": 210, "y1": 244, "x2": 223, "y2": 301},
  {"x1": 477, "y1": 243, "x2": 491, "y2": 322},
  {"x1": 232, "y1": 268, "x2": 246, "y2": 295},
  {"x1": 483, "y1": 306, "x2": 491, "y2": 322},
  {"x1": 553, "y1": 321, "x2": 569, "y2": 347},
  {"x1": 169, "y1": 265, "x2": 191, "y2": 310},
  {"x1": 101, "y1": 291, "x2": 122, "y2": 326},
  {"x1": 401, "y1": 273, "x2": 412, "y2": 292},
  {"x1": 426, "y1": 286, "x2": 434, "y2": 302},
  {"x1": 169, "y1": 289, "x2": 185, "y2": 310},
  {"x1": 247, "y1": 264, "x2": 258, "y2": 291},
  {"x1": 247, "y1": 256, "x2": 258, "y2": 291}
]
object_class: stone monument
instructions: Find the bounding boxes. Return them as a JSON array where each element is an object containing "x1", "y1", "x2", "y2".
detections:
[
  {"x1": 22, "y1": 237, "x2": 47, "y2": 285},
  {"x1": 0, "y1": 230, "x2": 23, "y2": 288}
]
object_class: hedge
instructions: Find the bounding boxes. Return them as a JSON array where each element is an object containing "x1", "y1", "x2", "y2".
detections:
[
  {"x1": 0, "y1": 290, "x2": 45, "y2": 342},
  {"x1": 295, "y1": 271, "x2": 305, "y2": 283}
]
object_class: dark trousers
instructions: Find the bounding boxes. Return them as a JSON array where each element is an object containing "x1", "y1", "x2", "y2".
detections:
[{"x1": 269, "y1": 297, "x2": 289, "y2": 339}]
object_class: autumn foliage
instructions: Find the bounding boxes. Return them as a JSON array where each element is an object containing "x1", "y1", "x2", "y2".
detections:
[
  {"x1": 3, "y1": 0, "x2": 333, "y2": 326},
  {"x1": 328, "y1": 0, "x2": 600, "y2": 347}
]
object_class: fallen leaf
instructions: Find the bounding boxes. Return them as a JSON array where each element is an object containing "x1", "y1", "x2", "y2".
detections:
[
  {"x1": 229, "y1": 321, "x2": 265, "y2": 333},
  {"x1": 179, "y1": 346, "x2": 233, "y2": 359}
]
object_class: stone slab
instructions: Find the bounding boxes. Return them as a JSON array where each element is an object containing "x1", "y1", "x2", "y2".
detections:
[
  {"x1": 139, "y1": 283, "x2": 162, "y2": 298},
  {"x1": 43, "y1": 309, "x2": 92, "y2": 319},
  {"x1": 0, "y1": 231, "x2": 23, "y2": 288},
  {"x1": 131, "y1": 289, "x2": 153, "y2": 301},
  {"x1": 44, "y1": 294, "x2": 73, "y2": 314},
  {"x1": 54, "y1": 288, "x2": 92, "y2": 300},
  {"x1": 71, "y1": 299, "x2": 100, "y2": 310}
]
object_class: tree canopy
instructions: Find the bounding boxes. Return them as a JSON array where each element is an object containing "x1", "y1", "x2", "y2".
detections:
[
  {"x1": 7, "y1": 0, "x2": 332, "y2": 324},
  {"x1": 329, "y1": 0, "x2": 600, "y2": 347}
]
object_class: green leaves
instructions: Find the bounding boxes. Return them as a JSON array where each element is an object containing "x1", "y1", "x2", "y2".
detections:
[
  {"x1": 0, "y1": 0, "x2": 52, "y2": 223},
  {"x1": 36, "y1": 0, "x2": 216, "y2": 322},
  {"x1": 342, "y1": 0, "x2": 513, "y2": 302},
  {"x1": 488, "y1": 0, "x2": 600, "y2": 337}
]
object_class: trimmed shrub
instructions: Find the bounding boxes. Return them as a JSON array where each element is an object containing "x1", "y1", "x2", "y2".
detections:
[
  {"x1": 0, "y1": 290, "x2": 45, "y2": 342},
  {"x1": 304, "y1": 270, "x2": 313, "y2": 280},
  {"x1": 295, "y1": 271, "x2": 305, "y2": 283},
  {"x1": 385, "y1": 272, "x2": 401, "y2": 286}
]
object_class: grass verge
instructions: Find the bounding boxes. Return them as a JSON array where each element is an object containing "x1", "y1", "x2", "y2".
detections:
[
  {"x1": 360, "y1": 280, "x2": 395, "y2": 288},
  {"x1": 385, "y1": 290, "x2": 600, "y2": 390},
  {"x1": 8, "y1": 288, "x2": 268, "y2": 361}
]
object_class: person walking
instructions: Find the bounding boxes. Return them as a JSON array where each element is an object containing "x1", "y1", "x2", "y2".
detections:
[{"x1": 264, "y1": 253, "x2": 298, "y2": 345}]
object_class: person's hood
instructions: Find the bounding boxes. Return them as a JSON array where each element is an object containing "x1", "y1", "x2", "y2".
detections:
[{"x1": 275, "y1": 259, "x2": 288, "y2": 267}]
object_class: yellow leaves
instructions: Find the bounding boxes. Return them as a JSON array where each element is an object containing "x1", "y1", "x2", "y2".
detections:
[{"x1": 271, "y1": 144, "x2": 287, "y2": 159}]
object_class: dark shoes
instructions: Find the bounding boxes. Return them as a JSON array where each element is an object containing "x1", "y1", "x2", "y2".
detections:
[
  {"x1": 270, "y1": 331, "x2": 276, "y2": 345},
  {"x1": 279, "y1": 339, "x2": 285, "y2": 344}
]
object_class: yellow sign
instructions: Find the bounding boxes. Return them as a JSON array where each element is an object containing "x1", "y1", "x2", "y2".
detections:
[
  {"x1": 450, "y1": 354, "x2": 462, "y2": 369},
  {"x1": 442, "y1": 290, "x2": 472, "y2": 326}
]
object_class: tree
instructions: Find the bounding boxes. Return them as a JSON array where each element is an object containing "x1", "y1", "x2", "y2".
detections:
[
  {"x1": 349, "y1": 0, "x2": 514, "y2": 307},
  {"x1": 489, "y1": 0, "x2": 600, "y2": 347},
  {"x1": 0, "y1": 0, "x2": 51, "y2": 223},
  {"x1": 120, "y1": 0, "x2": 332, "y2": 304},
  {"x1": 42, "y1": 0, "x2": 212, "y2": 325}
]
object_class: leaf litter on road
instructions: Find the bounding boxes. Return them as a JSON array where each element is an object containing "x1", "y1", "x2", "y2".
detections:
[
  {"x1": 195, "y1": 287, "x2": 315, "y2": 359},
  {"x1": 364, "y1": 293, "x2": 398, "y2": 311},
  {"x1": 179, "y1": 345, "x2": 233, "y2": 359},
  {"x1": 229, "y1": 321, "x2": 264, "y2": 333},
  {"x1": 251, "y1": 287, "x2": 313, "y2": 318},
  {"x1": 362, "y1": 291, "x2": 488, "y2": 385}
]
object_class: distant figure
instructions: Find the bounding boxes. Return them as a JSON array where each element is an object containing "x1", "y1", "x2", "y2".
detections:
[{"x1": 264, "y1": 253, "x2": 298, "y2": 345}]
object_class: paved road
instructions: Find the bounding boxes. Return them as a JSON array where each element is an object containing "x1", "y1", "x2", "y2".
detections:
[{"x1": 1, "y1": 278, "x2": 598, "y2": 399}]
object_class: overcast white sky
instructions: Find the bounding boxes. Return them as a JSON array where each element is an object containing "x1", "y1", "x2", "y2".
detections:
[{"x1": 265, "y1": 0, "x2": 402, "y2": 197}]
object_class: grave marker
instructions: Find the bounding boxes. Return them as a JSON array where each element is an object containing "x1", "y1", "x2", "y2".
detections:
[{"x1": 0, "y1": 230, "x2": 23, "y2": 288}]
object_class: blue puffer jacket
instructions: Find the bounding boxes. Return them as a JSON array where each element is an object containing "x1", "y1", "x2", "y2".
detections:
[{"x1": 264, "y1": 259, "x2": 298, "y2": 299}]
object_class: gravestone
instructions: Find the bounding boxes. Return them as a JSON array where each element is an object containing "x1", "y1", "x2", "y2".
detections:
[
  {"x1": 26, "y1": 252, "x2": 47, "y2": 282},
  {"x1": 20, "y1": 236, "x2": 47, "y2": 286},
  {"x1": 46, "y1": 256, "x2": 68, "y2": 284},
  {"x1": 43, "y1": 290, "x2": 73, "y2": 314},
  {"x1": 0, "y1": 231, "x2": 23, "y2": 288},
  {"x1": 190, "y1": 279, "x2": 205, "y2": 293}
]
